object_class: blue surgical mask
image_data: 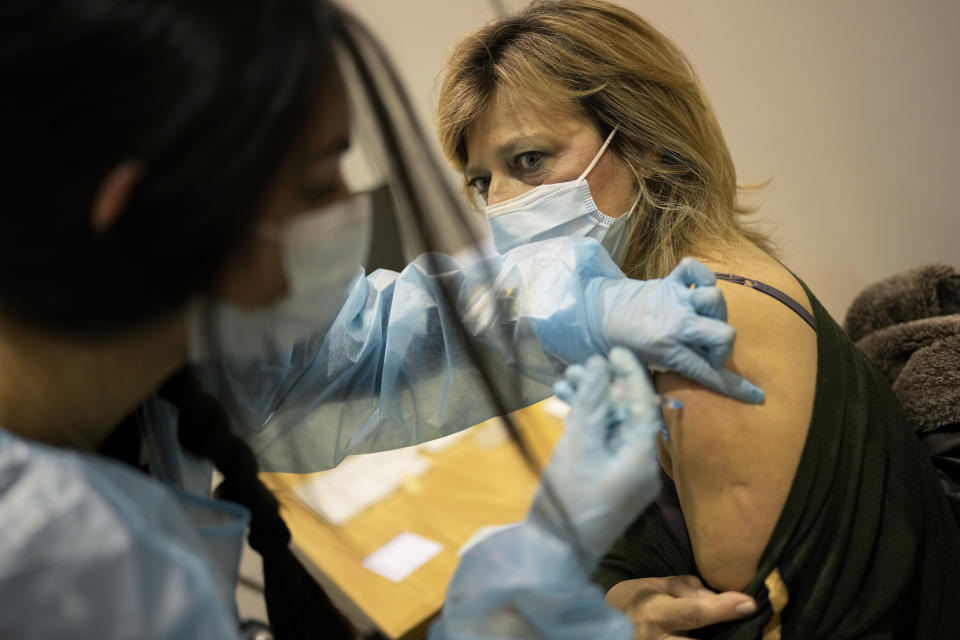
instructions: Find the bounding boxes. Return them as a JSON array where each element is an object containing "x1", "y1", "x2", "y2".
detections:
[
  {"x1": 187, "y1": 192, "x2": 373, "y2": 362},
  {"x1": 483, "y1": 128, "x2": 638, "y2": 260}
]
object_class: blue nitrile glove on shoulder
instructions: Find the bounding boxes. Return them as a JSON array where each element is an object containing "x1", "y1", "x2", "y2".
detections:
[
  {"x1": 429, "y1": 347, "x2": 662, "y2": 640},
  {"x1": 585, "y1": 256, "x2": 762, "y2": 404},
  {"x1": 498, "y1": 241, "x2": 761, "y2": 405}
]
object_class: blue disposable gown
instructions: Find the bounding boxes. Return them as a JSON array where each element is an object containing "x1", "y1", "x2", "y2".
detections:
[{"x1": 0, "y1": 427, "x2": 247, "y2": 640}]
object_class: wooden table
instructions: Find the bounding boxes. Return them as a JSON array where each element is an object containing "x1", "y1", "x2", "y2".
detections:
[{"x1": 260, "y1": 400, "x2": 564, "y2": 639}]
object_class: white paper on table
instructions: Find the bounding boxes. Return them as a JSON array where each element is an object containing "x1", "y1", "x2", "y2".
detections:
[
  {"x1": 471, "y1": 420, "x2": 508, "y2": 449},
  {"x1": 294, "y1": 448, "x2": 432, "y2": 526},
  {"x1": 542, "y1": 395, "x2": 571, "y2": 419},
  {"x1": 362, "y1": 532, "x2": 443, "y2": 582}
]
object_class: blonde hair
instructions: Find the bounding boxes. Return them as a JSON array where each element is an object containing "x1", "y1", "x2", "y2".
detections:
[{"x1": 435, "y1": 0, "x2": 774, "y2": 279}]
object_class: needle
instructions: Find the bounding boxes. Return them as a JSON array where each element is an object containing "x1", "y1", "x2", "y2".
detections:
[{"x1": 659, "y1": 395, "x2": 683, "y2": 410}]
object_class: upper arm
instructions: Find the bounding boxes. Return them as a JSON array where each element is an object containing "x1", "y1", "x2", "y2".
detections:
[{"x1": 655, "y1": 279, "x2": 817, "y2": 592}]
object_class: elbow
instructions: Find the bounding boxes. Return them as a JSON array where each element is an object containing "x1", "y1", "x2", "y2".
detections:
[{"x1": 689, "y1": 485, "x2": 769, "y2": 593}]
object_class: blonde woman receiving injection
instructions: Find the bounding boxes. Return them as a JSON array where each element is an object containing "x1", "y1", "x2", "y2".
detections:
[{"x1": 436, "y1": 1, "x2": 960, "y2": 637}]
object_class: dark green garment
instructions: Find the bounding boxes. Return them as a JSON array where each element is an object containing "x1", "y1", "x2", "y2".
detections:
[{"x1": 594, "y1": 281, "x2": 960, "y2": 638}]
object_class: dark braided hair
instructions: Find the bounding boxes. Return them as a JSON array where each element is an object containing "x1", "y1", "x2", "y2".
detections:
[{"x1": 159, "y1": 368, "x2": 357, "y2": 640}]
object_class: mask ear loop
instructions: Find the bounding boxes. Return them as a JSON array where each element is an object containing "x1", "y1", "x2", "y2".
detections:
[
  {"x1": 621, "y1": 191, "x2": 642, "y2": 218},
  {"x1": 576, "y1": 127, "x2": 619, "y2": 182}
]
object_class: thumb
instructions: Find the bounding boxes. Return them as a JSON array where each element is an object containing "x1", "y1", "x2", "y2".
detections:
[
  {"x1": 668, "y1": 256, "x2": 716, "y2": 288},
  {"x1": 658, "y1": 591, "x2": 758, "y2": 632}
]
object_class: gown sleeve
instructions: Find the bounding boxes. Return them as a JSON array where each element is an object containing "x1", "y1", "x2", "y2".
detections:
[{"x1": 200, "y1": 237, "x2": 623, "y2": 472}]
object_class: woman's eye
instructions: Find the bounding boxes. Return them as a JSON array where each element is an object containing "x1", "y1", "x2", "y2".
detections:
[
  {"x1": 513, "y1": 151, "x2": 544, "y2": 172},
  {"x1": 468, "y1": 175, "x2": 491, "y2": 195}
]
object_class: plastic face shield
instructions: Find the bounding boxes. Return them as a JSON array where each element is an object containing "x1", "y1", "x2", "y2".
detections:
[
  {"x1": 185, "y1": 11, "x2": 527, "y2": 448},
  {"x1": 179, "y1": 6, "x2": 588, "y2": 570},
  {"x1": 187, "y1": 17, "x2": 490, "y2": 364}
]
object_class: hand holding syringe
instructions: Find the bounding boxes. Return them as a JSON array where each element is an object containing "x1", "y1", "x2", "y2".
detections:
[{"x1": 553, "y1": 358, "x2": 682, "y2": 442}]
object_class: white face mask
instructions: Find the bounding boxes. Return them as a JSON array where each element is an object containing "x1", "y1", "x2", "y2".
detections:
[
  {"x1": 187, "y1": 192, "x2": 373, "y2": 362},
  {"x1": 483, "y1": 128, "x2": 638, "y2": 260}
]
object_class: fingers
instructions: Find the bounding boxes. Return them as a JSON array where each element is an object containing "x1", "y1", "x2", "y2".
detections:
[
  {"x1": 618, "y1": 576, "x2": 757, "y2": 639},
  {"x1": 659, "y1": 347, "x2": 765, "y2": 404},
  {"x1": 613, "y1": 403, "x2": 662, "y2": 450},
  {"x1": 609, "y1": 347, "x2": 656, "y2": 406},
  {"x1": 677, "y1": 315, "x2": 735, "y2": 368},
  {"x1": 668, "y1": 256, "x2": 716, "y2": 288},
  {"x1": 573, "y1": 358, "x2": 610, "y2": 410},
  {"x1": 608, "y1": 346, "x2": 645, "y2": 379},
  {"x1": 643, "y1": 591, "x2": 757, "y2": 633},
  {"x1": 676, "y1": 357, "x2": 765, "y2": 405},
  {"x1": 552, "y1": 380, "x2": 576, "y2": 405},
  {"x1": 564, "y1": 356, "x2": 612, "y2": 446},
  {"x1": 607, "y1": 347, "x2": 662, "y2": 446},
  {"x1": 690, "y1": 284, "x2": 727, "y2": 322},
  {"x1": 710, "y1": 367, "x2": 765, "y2": 405},
  {"x1": 554, "y1": 362, "x2": 591, "y2": 405},
  {"x1": 659, "y1": 575, "x2": 711, "y2": 599},
  {"x1": 564, "y1": 363, "x2": 588, "y2": 387},
  {"x1": 608, "y1": 576, "x2": 704, "y2": 611}
]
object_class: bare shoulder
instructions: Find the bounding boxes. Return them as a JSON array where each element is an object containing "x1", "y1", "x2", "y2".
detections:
[{"x1": 654, "y1": 242, "x2": 818, "y2": 591}]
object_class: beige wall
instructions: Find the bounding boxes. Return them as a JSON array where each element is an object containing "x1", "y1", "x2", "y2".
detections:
[{"x1": 347, "y1": 0, "x2": 960, "y2": 320}]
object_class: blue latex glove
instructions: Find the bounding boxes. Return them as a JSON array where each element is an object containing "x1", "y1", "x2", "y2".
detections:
[
  {"x1": 428, "y1": 348, "x2": 661, "y2": 640},
  {"x1": 428, "y1": 523, "x2": 633, "y2": 640},
  {"x1": 584, "y1": 256, "x2": 762, "y2": 404},
  {"x1": 531, "y1": 347, "x2": 664, "y2": 568}
]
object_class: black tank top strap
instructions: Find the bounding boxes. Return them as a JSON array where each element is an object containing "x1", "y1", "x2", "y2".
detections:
[{"x1": 714, "y1": 272, "x2": 817, "y2": 332}]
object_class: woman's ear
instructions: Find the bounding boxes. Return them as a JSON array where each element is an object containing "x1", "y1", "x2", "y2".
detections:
[{"x1": 91, "y1": 160, "x2": 142, "y2": 233}]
